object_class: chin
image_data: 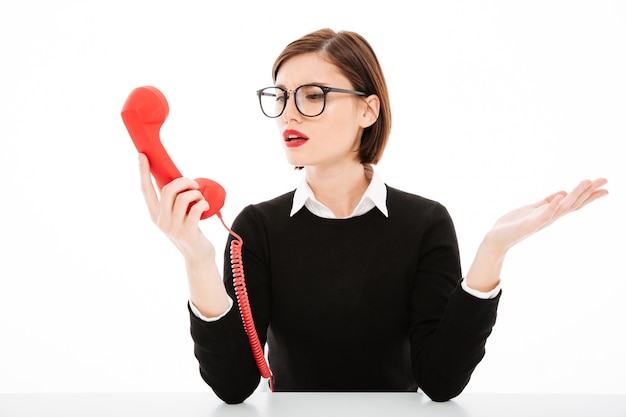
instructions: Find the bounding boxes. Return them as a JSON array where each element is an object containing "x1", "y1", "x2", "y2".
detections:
[{"x1": 284, "y1": 154, "x2": 308, "y2": 168}]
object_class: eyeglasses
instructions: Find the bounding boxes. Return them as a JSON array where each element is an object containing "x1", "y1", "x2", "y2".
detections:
[{"x1": 256, "y1": 84, "x2": 368, "y2": 118}]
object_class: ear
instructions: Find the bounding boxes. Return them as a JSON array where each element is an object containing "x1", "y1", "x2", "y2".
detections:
[{"x1": 359, "y1": 94, "x2": 380, "y2": 129}]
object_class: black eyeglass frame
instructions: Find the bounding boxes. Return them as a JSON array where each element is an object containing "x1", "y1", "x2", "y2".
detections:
[{"x1": 256, "y1": 84, "x2": 369, "y2": 118}]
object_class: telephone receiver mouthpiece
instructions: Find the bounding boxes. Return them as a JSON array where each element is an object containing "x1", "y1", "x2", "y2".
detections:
[{"x1": 121, "y1": 86, "x2": 225, "y2": 219}]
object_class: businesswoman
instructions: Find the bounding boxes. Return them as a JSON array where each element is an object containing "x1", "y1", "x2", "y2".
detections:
[{"x1": 138, "y1": 28, "x2": 608, "y2": 403}]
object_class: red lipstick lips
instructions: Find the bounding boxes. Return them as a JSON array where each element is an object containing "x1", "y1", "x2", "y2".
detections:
[{"x1": 283, "y1": 129, "x2": 309, "y2": 148}]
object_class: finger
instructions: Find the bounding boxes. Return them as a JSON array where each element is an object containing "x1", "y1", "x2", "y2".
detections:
[
  {"x1": 541, "y1": 192, "x2": 566, "y2": 224},
  {"x1": 186, "y1": 199, "x2": 210, "y2": 223},
  {"x1": 159, "y1": 177, "x2": 200, "y2": 221},
  {"x1": 531, "y1": 191, "x2": 566, "y2": 208},
  {"x1": 580, "y1": 189, "x2": 609, "y2": 208},
  {"x1": 170, "y1": 191, "x2": 208, "y2": 239},
  {"x1": 591, "y1": 177, "x2": 609, "y2": 188},
  {"x1": 138, "y1": 153, "x2": 160, "y2": 223},
  {"x1": 562, "y1": 178, "x2": 607, "y2": 210},
  {"x1": 556, "y1": 179, "x2": 592, "y2": 214},
  {"x1": 171, "y1": 189, "x2": 206, "y2": 225},
  {"x1": 570, "y1": 178, "x2": 609, "y2": 211}
]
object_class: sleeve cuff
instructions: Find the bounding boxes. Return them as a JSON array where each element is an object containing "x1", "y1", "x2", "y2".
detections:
[
  {"x1": 461, "y1": 278, "x2": 501, "y2": 299},
  {"x1": 189, "y1": 297, "x2": 233, "y2": 322}
]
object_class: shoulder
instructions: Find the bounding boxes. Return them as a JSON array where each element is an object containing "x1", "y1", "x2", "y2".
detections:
[
  {"x1": 232, "y1": 191, "x2": 295, "y2": 229},
  {"x1": 385, "y1": 185, "x2": 459, "y2": 245},
  {"x1": 248, "y1": 191, "x2": 294, "y2": 216},
  {"x1": 385, "y1": 185, "x2": 451, "y2": 220}
]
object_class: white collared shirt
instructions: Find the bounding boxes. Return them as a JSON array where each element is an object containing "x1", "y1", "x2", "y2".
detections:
[{"x1": 290, "y1": 166, "x2": 389, "y2": 219}]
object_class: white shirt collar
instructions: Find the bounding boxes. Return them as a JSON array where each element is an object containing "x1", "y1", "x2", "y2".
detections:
[{"x1": 290, "y1": 166, "x2": 388, "y2": 219}]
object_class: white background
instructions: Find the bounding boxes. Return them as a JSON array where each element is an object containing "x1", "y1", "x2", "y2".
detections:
[{"x1": 1, "y1": 0, "x2": 624, "y2": 395}]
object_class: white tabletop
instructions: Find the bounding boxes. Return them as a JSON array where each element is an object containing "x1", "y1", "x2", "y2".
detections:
[{"x1": 1, "y1": 392, "x2": 625, "y2": 417}]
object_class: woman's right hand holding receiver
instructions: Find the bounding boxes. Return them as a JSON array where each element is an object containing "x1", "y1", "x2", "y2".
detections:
[{"x1": 138, "y1": 153, "x2": 230, "y2": 318}]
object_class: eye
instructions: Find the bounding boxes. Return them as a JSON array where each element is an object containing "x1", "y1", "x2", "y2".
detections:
[
  {"x1": 300, "y1": 86, "x2": 324, "y2": 102},
  {"x1": 305, "y1": 93, "x2": 324, "y2": 101},
  {"x1": 261, "y1": 89, "x2": 285, "y2": 103}
]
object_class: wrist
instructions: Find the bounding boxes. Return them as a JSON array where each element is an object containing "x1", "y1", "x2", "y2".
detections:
[
  {"x1": 184, "y1": 251, "x2": 215, "y2": 271},
  {"x1": 481, "y1": 229, "x2": 512, "y2": 255},
  {"x1": 186, "y1": 257, "x2": 230, "y2": 318},
  {"x1": 465, "y1": 236, "x2": 508, "y2": 292}
]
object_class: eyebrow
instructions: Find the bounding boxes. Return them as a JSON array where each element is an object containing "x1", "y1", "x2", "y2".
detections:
[{"x1": 274, "y1": 82, "x2": 331, "y2": 89}]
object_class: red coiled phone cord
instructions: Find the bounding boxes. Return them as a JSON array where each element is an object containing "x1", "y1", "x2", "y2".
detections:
[{"x1": 219, "y1": 215, "x2": 274, "y2": 392}]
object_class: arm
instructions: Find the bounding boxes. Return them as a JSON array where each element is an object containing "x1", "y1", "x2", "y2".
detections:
[
  {"x1": 410, "y1": 178, "x2": 608, "y2": 401},
  {"x1": 466, "y1": 178, "x2": 609, "y2": 292},
  {"x1": 190, "y1": 205, "x2": 272, "y2": 403},
  {"x1": 409, "y1": 204, "x2": 499, "y2": 402},
  {"x1": 140, "y1": 153, "x2": 262, "y2": 403}
]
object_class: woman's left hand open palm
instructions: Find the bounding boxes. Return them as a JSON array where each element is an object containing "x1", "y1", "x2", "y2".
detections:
[{"x1": 487, "y1": 178, "x2": 609, "y2": 252}]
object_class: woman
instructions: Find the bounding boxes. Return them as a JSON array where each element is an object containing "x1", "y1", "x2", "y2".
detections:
[{"x1": 138, "y1": 29, "x2": 608, "y2": 404}]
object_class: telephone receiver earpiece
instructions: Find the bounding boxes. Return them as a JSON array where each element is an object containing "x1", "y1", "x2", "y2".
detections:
[{"x1": 121, "y1": 86, "x2": 225, "y2": 219}]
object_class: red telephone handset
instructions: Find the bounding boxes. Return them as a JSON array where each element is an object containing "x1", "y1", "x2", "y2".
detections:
[
  {"x1": 121, "y1": 86, "x2": 273, "y2": 390},
  {"x1": 121, "y1": 86, "x2": 225, "y2": 219}
]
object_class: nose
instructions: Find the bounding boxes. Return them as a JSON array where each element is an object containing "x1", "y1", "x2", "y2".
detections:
[{"x1": 281, "y1": 91, "x2": 301, "y2": 123}]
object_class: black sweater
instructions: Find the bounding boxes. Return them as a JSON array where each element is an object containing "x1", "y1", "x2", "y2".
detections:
[{"x1": 189, "y1": 186, "x2": 500, "y2": 403}]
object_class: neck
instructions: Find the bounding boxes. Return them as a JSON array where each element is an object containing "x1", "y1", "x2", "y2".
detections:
[{"x1": 305, "y1": 162, "x2": 371, "y2": 218}]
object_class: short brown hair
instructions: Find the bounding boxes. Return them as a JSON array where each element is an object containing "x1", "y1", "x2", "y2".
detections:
[{"x1": 272, "y1": 28, "x2": 391, "y2": 165}]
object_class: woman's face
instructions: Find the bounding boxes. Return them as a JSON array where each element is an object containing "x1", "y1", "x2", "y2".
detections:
[{"x1": 274, "y1": 53, "x2": 371, "y2": 171}]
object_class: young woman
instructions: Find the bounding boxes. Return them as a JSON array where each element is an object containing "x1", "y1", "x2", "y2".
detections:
[{"x1": 138, "y1": 29, "x2": 608, "y2": 404}]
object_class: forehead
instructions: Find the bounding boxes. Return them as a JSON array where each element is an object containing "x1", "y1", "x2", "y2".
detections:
[{"x1": 275, "y1": 53, "x2": 349, "y2": 88}]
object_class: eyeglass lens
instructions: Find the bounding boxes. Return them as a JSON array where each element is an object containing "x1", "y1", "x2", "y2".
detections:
[{"x1": 258, "y1": 86, "x2": 326, "y2": 118}]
